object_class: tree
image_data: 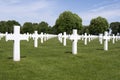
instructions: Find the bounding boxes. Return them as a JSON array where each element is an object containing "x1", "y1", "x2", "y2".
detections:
[
  {"x1": 118, "y1": 25, "x2": 120, "y2": 33},
  {"x1": 22, "y1": 22, "x2": 34, "y2": 33},
  {"x1": 47, "y1": 26, "x2": 53, "y2": 34},
  {"x1": 37, "y1": 21, "x2": 49, "y2": 34},
  {"x1": 6, "y1": 20, "x2": 20, "y2": 33},
  {"x1": 0, "y1": 21, "x2": 7, "y2": 33},
  {"x1": 89, "y1": 16, "x2": 109, "y2": 35},
  {"x1": 54, "y1": 11, "x2": 82, "y2": 34},
  {"x1": 33, "y1": 23, "x2": 38, "y2": 31},
  {"x1": 80, "y1": 25, "x2": 90, "y2": 34},
  {"x1": 110, "y1": 22, "x2": 120, "y2": 35},
  {"x1": 0, "y1": 20, "x2": 20, "y2": 33}
]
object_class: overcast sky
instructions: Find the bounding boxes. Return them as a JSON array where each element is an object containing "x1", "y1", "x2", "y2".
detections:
[{"x1": 0, "y1": 0, "x2": 120, "y2": 26}]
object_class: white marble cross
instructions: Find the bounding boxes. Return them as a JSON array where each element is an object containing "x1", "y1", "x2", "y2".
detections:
[
  {"x1": 115, "y1": 35, "x2": 119, "y2": 41},
  {"x1": 44, "y1": 33, "x2": 47, "y2": 41},
  {"x1": 0, "y1": 33, "x2": 5, "y2": 40},
  {"x1": 5, "y1": 32, "x2": 8, "y2": 41},
  {"x1": 58, "y1": 33, "x2": 62, "y2": 43},
  {"x1": 69, "y1": 29, "x2": 80, "y2": 54},
  {"x1": 40, "y1": 32, "x2": 44, "y2": 43},
  {"x1": 99, "y1": 34, "x2": 103, "y2": 44},
  {"x1": 26, "y1": 32, "x2": 30, "y2": 41},
  {"x1": 6, "y1": 26, "x2": 28, "y2": 61},
  {"x1": 88, "y1": 34, "x2": 91, "y2": 42},
  {"x1": 62, "y1": 32, "x2": 68, "y2": 46},
  {"x1": 81, "y1": 34, "x2": 84, "y2": 40},
  {"x1": 84, "y1": 33, "x2": 88, "y2": 45},
  {"x1": 112, "y1": 34, "x2": 115, "y2": 44},
  {"x1": 46, "y1": 34, "x2": 49, "y2": 41},
  {"x1": 32, "y1": 31, "x2": 39, "y2": 47},
  {"x1": 103, "y1": 31, "x2": 110, "y2": 51}
]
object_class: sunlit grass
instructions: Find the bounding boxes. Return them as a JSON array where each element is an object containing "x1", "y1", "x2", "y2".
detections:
[{"x1": 0, "y1": 38, "x2": 120, "y2": 80}]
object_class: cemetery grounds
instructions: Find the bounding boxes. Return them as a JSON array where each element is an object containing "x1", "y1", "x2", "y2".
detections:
[{"x1": 0, "y1": 38, "x2": 120, "y2": 80}]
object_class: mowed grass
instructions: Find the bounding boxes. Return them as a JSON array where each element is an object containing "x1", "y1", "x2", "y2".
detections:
[{"x1": 0, "y1": 37, "x2": 120, "y2": 80}]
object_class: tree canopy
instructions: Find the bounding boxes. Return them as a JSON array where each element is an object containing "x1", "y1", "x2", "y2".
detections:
[
  {"x1": 89, "y1": 16, "x2": 109, "y2": 35},
  {"x1": 22, "y1": 22, "x2": 34, "y2": 34},
  {"x1": 81, "y1": 25, "x2": 90, "y2": 34},
  {"x1": 38, "y1": 21, "x2": 49, "y2": 34},
  {"x1": 54, "y1": 11, "x2": 82, "y2": 34},
  {"x1": 0, "y1": 20, "x2": 20, "y2": 33},
  {"x1": 110, "y1": 22, "x2": 120, "y2": 35}
]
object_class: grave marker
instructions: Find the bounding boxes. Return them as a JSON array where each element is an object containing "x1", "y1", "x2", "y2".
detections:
[
  {"x1": 112, "y1": 34, "x2": 115, "y2": 44},
  {"x1": 0, "y1": 33, "x2": 4, "y2": 40},
  {"x1": 58, "y1": 33, "x2": 62, "y2": 43},
  {"x1": 62, "y1": 32, "x2": 67, "y2": 46},
  {"x1": 32, "y1": 31, "x2": 39, "y2": 47},
  {"x1": 99, "y1": 34, "x2": 103, "y2": 44},
  {"x1": 44, "y1": 33, "x2": 47, "y2": 41},
  {"x1": 84, "y1": 33, "x2": 88, "y2": 45},
  {"x1": 88, "y1": 34, "x2": 91, "y2": 42},
  {"x1": 6, "y1": 26, "x2": 28, "y2": 61},
  {"x1": 103, "y1": 31, "x2": 110, "y2": 51},
  {"x1": 81, "y1": 34, "x2": 84, "y2": 40},
  {"x1": 69, "y1": 29, "x2": 80, "y2": 54},
  {"x1": 40, "y1": 32, "x2": 44, "y2": 43}
]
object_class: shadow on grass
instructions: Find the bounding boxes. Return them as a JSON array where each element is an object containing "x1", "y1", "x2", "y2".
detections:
[
  {"x1": 65, "y1": 51, "x2": 85, "y2": 59},
  {"x1": 65, "y1": 51, "x2": 72, "y2": 54},
  {"x1": 8, "y1": 56, "x2": 26, "y2": 59}
]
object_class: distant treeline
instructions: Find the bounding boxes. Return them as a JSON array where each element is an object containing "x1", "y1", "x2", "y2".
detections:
[{"x1": 0, "y1": 11, "x2": 120, "y2": 35}]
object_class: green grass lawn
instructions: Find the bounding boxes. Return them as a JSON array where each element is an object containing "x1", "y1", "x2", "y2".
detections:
[{"x1": 0, "y1": 38, "x2": 120, "y2": 80}]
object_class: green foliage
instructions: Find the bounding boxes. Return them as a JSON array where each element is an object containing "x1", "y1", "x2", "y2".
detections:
[
  {"x1": 21, "y1": 21, "x2": 51, "y2": 34},
  {"x1": 0, "y1": 20, "x2": 20, "y2": 33},
  {"x1": 22, "y1": 22, "x2": 34, "y2": 33},
  {"x1": 89, "y1": 16, "x2": 109, "y2": 35},
  {"x1": 37, "y1": 21, "x2": 49, "y2": 34},
  {"x1": 81, "y1": 25, "x2": 90, "y2": 34},
  {"x1": 0, "y1": 38, "x2": 120, "y2": 80},
  {"x1": 6, "y1": 20, "x2": 20, "y2": 33},
  {"x1": 0, "y1": 21, "x2": 7, "y2": 33},
  {"x1": 110, "y1": 22, "x2": 120, "y2": 35},
  {"x1": 47, "y1": 26, "x2": 54, "y2": 34},
  {"x1": 54, "y1": 11, "x2": 82, "y2": 34},
  {"x1": 32, "y1": 23, "x2": 39, "y2": 31}
]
